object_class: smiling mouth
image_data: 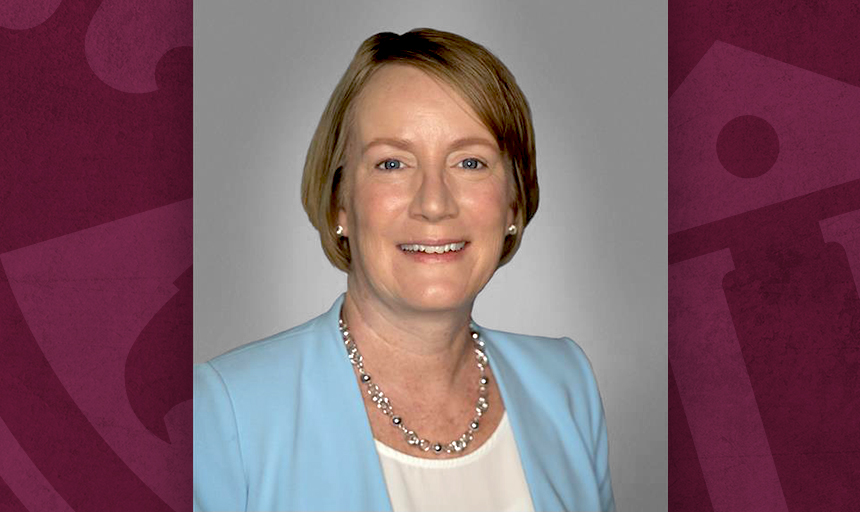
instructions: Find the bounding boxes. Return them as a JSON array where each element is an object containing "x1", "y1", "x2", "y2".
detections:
[{"x1": 399, "y1": 242, "x2": 467, "y2": 254}]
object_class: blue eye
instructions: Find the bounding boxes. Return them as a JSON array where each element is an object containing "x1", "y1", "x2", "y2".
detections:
[
  {"x1": 376, "y1": 159, "x2": 404, "y2": 171},
  {"x1": 459, "y1": 158, "x2": 486, "y2": 170}
]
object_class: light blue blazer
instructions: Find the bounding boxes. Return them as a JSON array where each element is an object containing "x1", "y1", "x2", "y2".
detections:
[{"x1": 194, "y1": 295, "x2": 615, "y2": 511}]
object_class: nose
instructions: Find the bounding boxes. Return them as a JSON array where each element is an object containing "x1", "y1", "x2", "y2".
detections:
[{"x1": 408, "y1": 166, "x2": 458, "y2": 222}]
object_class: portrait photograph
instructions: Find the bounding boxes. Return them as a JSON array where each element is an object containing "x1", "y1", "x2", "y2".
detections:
[
  {"x1": 193, "y1": 1, "x2": 667, "y2": 511},
  {"x1": 5, "y1": 0, "x2": 860, "y2": 510}
]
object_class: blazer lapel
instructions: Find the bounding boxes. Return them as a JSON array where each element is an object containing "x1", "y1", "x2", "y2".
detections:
[{"x1": 311, "y1": 294, "x2": 393, "y2": 512}]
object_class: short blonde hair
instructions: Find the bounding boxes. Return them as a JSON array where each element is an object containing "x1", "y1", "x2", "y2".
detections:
[{"x1": 301, "y1": 28, "x2": 539, "y2": 272}]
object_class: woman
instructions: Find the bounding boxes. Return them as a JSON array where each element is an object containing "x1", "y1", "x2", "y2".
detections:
[{"x1": 194, "y1": 28, "x2": 615, "y2": 512}]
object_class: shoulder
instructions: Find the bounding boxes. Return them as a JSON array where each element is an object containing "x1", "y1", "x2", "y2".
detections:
[
  {"x1": 202, "y1": 314, "x2": 322, "y2": 376},
  {"x1": 480, "y1": 327, "x2": 607, "y2": 429},
  {"x1": 194, "y1": 310, "x2": 336, "y2": 415},
  {"x1": 193, "y1": 305, "x2": 343, "y2": 464},
  {"x1": 193, "y1": 309, "x2": 337, "y2": 511},
  {"x1": 481, "y1": 327, "x2": 599, "y2": 388}
]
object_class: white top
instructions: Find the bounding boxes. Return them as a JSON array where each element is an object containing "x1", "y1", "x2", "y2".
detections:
[{"x1": 375, "y1": 413, "x2": 536, "y2": 512}]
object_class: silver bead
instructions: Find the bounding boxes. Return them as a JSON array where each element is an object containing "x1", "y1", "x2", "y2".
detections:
[
  {"x1": 470, "y1": 421, "x2": 479, "y2": 430},
  {"x1": 433, "y1": 443, "x2": 443, "y2": 453},
  {"x1": 361, "y1": 374, "x2": 371, "y2": 383},
  {"x1": 392, "y1": 416, "x2": 402, "y2": 425},
  {"x1": 480, "y1": 376, "x2": 489, "y2": 385}
]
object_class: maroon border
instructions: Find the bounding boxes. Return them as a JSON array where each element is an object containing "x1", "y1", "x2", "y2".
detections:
[
  {"x1": 0, "y1": 0, "x2": 191, "y2": 510},
  {"x1": 669, "y1": 1, "x2": 860, "y2": 510}
]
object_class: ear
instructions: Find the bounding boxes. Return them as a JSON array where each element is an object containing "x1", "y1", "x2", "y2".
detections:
[
  {"x1": 337, "y1": 208, "x2": 349, "y2": 237},
  {"x1": 505, "y1": 170, "x2": 518, "y2": 230},
  {"x1": 506, "y1": 202, "x2": 516, "y2": 231}
]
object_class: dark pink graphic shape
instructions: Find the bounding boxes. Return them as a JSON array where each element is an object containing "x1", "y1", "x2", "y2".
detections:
[
  {"x1": 1, "y1": 199, "x2": 192, "y2": 512},
  {"x1": 0, "y1": 0, "x2": 62, "y2": 30},
  {"x1": 126, "y1": 264, "x2": 192, "y2": 442},
  {"x1": 0, "y1": 480, "x2": 26, "y2": 512},
  {"x1": 0, "y1": 256, "x2": 174, "y2": 511},
  {"x1": 668, "y1": 363, "x2": 713, "y2": 512},
  {"x1": 0, "y1": 417, "x2": 74, "y2": 512},
  {"x1": 716, "y1": 115, "x2": 779, "y2": 179},
  {"x1": 668, "y1": 1, "x2": 860, "y2": 99},
  {"x1": 84, "y1": 0, "x2": 192, "y2": 93},
  {"x1": 669, "y1": 250, "x2": 788, "y2": 512},
  {"x1": 669, "y1": 41, "x2": 860, "y2": 235},
  {"x1": 721, "y1": 235, "x2": 860, "y2": 511},
  {"x1": 822, "y1": 210, "x2": 860, "y2": 298}
]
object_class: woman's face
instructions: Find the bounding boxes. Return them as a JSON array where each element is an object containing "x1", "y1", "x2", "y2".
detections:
[{"x1": 339, "y1": 64, "x2": 515, "y2": 314}]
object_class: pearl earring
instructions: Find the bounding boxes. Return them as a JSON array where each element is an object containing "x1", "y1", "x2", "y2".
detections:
[
  {"x1": 336, "y1": 225, "x2": 345, "y2": 237},
  {"x1": 507, "y1": 224, "x2": 517, "y2": 236}
]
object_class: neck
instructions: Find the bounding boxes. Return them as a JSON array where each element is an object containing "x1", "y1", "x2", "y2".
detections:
[{"x1": 342, "y1": 283, "x2": 476, "y2": 393}]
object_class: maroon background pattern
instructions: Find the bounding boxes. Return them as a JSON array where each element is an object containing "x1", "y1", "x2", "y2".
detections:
[
  {"x1": 1, "y1": 0, "x2": 191, "y2": 510},
  {"x1": 670, "y1": 1, "x2": 860, "y2": 510}
]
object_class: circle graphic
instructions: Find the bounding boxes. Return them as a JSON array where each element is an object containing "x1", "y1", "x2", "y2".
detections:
[{"x1": 716, "y1": 115, "x2": 780, "y2": 178}]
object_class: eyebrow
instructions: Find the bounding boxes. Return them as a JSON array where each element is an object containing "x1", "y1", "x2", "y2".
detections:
[{"x1": 361, "y1": 137, "x2": 499, "y2": 154}]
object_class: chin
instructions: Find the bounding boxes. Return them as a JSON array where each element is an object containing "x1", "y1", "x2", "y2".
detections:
[{"x1": 401, "y1": 285, "x2": 473, "y2": 313}]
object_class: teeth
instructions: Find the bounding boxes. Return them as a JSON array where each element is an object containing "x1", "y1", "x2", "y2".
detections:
[{"x1": 400, "y1": 242, "x2": 466, "y2": 254}]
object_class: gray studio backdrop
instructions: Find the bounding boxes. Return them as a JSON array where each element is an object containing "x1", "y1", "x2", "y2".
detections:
[{"x1": 194, "y1": 1, "x2": 667, "y2": 510}]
